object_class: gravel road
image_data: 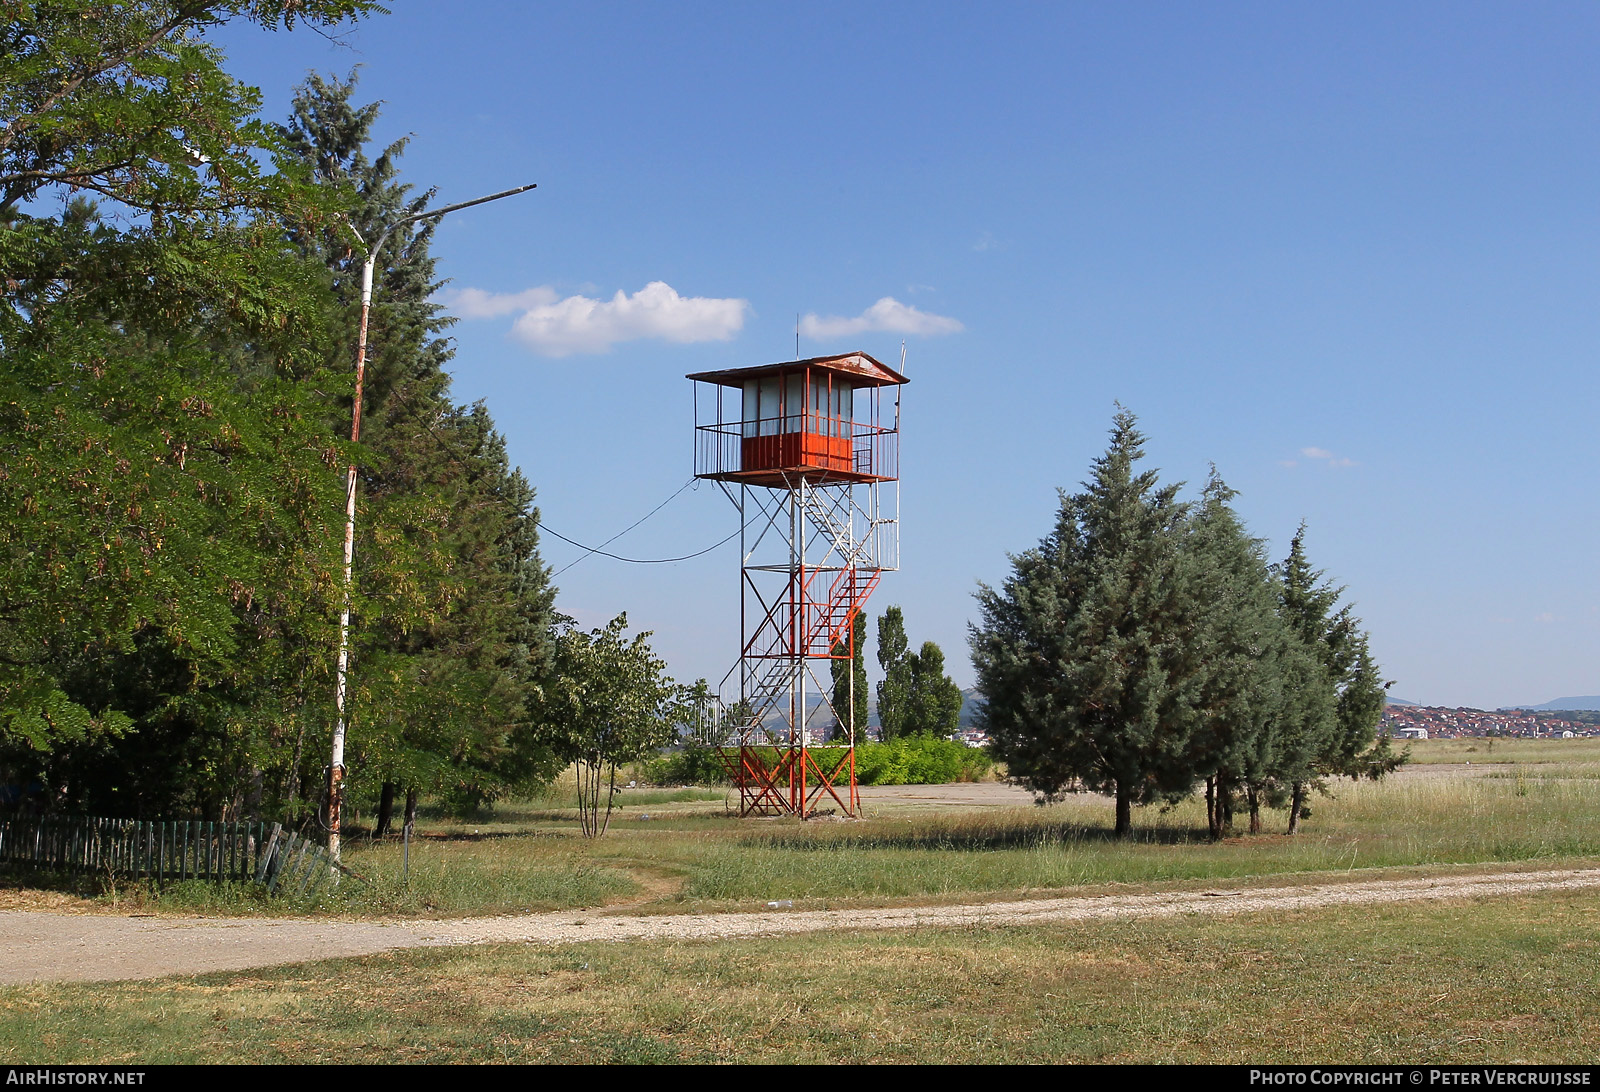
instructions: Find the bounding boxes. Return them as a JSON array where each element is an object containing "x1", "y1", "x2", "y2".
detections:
[{"x1": 4, "y1": 866, "x2": 1596, "y2": 986}]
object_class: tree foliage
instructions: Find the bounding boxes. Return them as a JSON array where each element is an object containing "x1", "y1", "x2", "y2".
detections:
[
  {"x1": 0, "y1": 7, "x2": 566, "y2": 831},
  {"x1": 1273, "y1": 525, "x2": 1402, "y2": 831},
  {"x1": 1, "y1": 1, "x2": 377, "y2": 219},
  {"x1": 875, "y1": 605, "x2": 911, "y2": 740},
  {"x1": 875, "y1": 606, "x2": 962, "y2": 741},
  {"x1": 0, "y1": 3, "x2": 376, "y2": 807},
  {"x1": 905, "y1": 641, "x2": 964, "y2": 740},
  {"x1": 970, "y1": 411, "x2": 1397, "y2": 838},
  {"x1": 829, "y1": 611, "x2": 868, "y2": 742},
  {"x1": 277, "y1": 70, "x2": 556, "y2": 822},
  {"x1": 532, "y1": 615, "x2": 691, "y2": 838},
  {"x1": 971, "y1": 411, "x2": 1206, "y2": 836},
  {"x1": 1184, "y1": 475, "x2": 1331, "y2": 836}
]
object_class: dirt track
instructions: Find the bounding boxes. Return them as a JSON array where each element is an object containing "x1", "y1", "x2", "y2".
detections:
[{"x1": 5, "y1": 866, "x2": 1598, "y2": 986}]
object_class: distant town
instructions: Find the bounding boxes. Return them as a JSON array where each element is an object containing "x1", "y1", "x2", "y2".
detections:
[
  {"x1": 946, "y1": 695, "x2": 1600, "y2": 745},
  {"x1": 1382, "y1": 703, "x2": 1599, "y2": 740}
]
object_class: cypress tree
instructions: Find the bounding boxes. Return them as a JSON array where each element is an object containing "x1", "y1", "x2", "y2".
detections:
[
  {"x1": 970, "y1": 410, "x2": 1207, "y2": 837},
  {"x1": 1275, "y1": 526, "x2": 1402, "y2": 833},
  {"x1": 1184, "y1": 473, "x2": 1332, "y2": 836},
  {"x1": 279, "y1": 71, "x2": 558, "y2": 821}
]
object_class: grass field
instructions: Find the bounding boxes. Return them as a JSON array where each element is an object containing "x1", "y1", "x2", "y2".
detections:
[
  {"x1": 5, "y1": 742, "x2": 1600, "y2": 1064},
  {"x1": 4, "y1": 888, "x2": 1597, "y2": 1063},
  {"x1": 1402, "y1": 737, "x2": 1600, "y2": 765},
  {"x1": 6, "y1": 740, "x2": 1600, "y2": 920}
]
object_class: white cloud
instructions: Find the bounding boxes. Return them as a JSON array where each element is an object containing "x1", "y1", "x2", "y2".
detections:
[
  {"x1": 446, "y1": 286, "x2": 557, "y2": 318},
  {"x1": 800, "y1": 297, "x2": 964, "y2": 340},
  {"x1": 443, "y1": 281, "x2": 748, "y2": 356},
  {"x1": 1294, "y1": 446, "x2": 1358, "y2": 468}
]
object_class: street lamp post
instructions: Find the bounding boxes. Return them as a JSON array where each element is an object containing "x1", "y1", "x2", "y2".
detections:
[{"x1": 329, "y1": 182, "x2": 536, "y2": 868}]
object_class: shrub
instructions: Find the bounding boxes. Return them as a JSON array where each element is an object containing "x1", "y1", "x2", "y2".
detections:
[
  {"x1": 855, "y1": 735, "x2": 993, "y2": 786},
  {"x1": 643, "y1": 742, "x2": 731, "y2": 786},
  {"x1": 644, "y1": 736, "x2": 991, "y2": 787}
]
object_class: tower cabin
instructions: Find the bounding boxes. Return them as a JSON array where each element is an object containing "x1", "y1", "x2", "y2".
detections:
[{"x1": 689, "y1": 351, "x2": 907, "y2": 489}]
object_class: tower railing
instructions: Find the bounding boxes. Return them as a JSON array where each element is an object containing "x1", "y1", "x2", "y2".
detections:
[{"x1": 694, "y1": 417, "x2": 899, "y2": 481}]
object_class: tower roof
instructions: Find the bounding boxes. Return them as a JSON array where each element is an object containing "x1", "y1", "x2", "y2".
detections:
[{"x1": 686, "y1": 350, "x2": 908, "y2": 389}]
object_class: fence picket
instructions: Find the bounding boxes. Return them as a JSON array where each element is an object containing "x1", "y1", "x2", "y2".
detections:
[
  {"x1": 295, "y1": 846, "x2": 320, "y2": 897},
  {"x1": 256, "y1": 825, "x2": 281, "y2": 885},
  {"x1": 269, "y1": 830, "x2": 293, "y2": 892},
  {"x1": 1, "y1": 814, "x2": 330, "y2": 897}
]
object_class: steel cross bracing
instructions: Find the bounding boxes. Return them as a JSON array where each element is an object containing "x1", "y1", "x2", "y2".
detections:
[{"x1": 706, "y1": 474, "x2": 897, "y2": 817}]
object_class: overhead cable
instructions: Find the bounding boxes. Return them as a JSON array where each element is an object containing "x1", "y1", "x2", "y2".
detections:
[
  {"x1": 387, "y1": 394, "x2": 732, "y2": 571},
  {"x1": 551, "y1": 477, "x2": 697, "y2": 577}
]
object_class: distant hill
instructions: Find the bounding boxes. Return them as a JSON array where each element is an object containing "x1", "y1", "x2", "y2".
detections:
[
  {"x1": 959, "y1": 688, "x2": 985, "y2": 728},
  {"x1": 1504, "y1": 696, "x2": 1600, "y2": 712},
  {"x1": 774, "y1": 688, "x2": 985, "y2": 731},
  {"x1": 1385, "y1": 696, "x2": 1418, "y2": 706}
]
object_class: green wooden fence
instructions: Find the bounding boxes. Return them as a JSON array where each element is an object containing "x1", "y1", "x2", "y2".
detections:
[{"x1": 0, "y1": 816, "x2": 337, "y2": 895}]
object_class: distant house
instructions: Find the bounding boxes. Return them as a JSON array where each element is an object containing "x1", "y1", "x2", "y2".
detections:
[{"x1": 1394, "y1": 727, "x2": 1429, "y2": 740}]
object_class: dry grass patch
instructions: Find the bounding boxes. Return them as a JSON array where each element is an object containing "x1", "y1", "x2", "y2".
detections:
[
  {"x1": 4, "y1": 888, "x2": 1600, "y2": 1063},
  {"x1": 9, "y1": 755, "x2": 1600, "y2": 920},
  {"x1": 1404, "y1": 737, "x2": 1600, "y2": 765}
]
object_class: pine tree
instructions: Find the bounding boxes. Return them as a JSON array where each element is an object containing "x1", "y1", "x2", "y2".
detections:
[
  {"x1": 278, "y1": 71, "x2": 557, "y2": 822},
  {"x1": 970, "y1": 410, "x2": 1207, "y2": 837}
]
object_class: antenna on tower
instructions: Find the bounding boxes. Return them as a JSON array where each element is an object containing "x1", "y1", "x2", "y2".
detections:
[
  {"x1": 895, "y1": 341, "x2": 905, "y2": 429},
  {"x1": 796, "y1": 314, "x2": 801, "y2": 361}
]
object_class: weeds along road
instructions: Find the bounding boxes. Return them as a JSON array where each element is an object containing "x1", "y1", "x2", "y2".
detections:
[{"x1": 5, "y1": 866, "x2": 1600, "y2": 985}]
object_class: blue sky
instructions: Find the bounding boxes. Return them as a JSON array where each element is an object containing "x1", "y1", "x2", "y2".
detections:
[{"x1": 214, "y1": 2, "x2": 1600, "y2": 709}]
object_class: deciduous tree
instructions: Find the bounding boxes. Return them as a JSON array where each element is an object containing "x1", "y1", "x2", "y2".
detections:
[
  {"x1": 0, "y1": 0, "x2": 376, "y2": 809},
  {"x1": 905, "y1": 641, "x2": 964, "y2": 739},
  {"x1": 533, "y1": 615, "x2": 690, "y2": 838},
  {"x1": 829, "y1": 612, "x2": 868, "y2": 743},
  {"x1": 875, "y1": 606, "x2": 911, "y2": 741}
]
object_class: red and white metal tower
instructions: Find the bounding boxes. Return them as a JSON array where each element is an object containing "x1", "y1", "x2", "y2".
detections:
[{"x1": 689, "y1": 351, "x2": 907, "y2": 817}]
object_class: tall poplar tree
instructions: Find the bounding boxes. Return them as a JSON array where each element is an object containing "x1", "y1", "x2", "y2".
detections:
[
  {"x1": 829, "y1": 612, "x2": 869, "y2": 742},
  {"x1": 875, "y1": 606, "x2": 912, "y2": 741},
  {"x1": 905, "y1": 641, "x2": 965, "y2": 739}
]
